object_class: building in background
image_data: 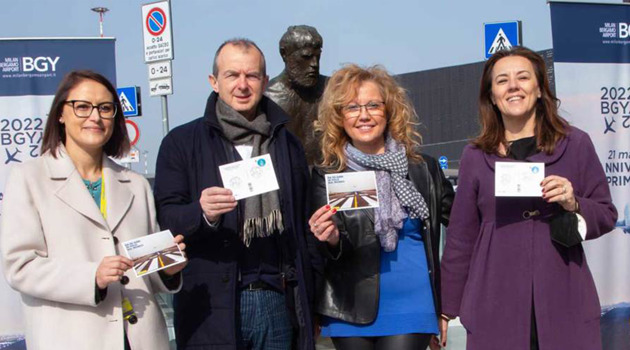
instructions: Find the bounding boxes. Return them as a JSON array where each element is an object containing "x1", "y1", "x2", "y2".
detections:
[{"x1": 397, "y1": 49, "x2": 554, "y2": 171}]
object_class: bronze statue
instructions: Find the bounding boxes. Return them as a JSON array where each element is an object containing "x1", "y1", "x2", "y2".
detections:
[{"x1": 266, "y1": 25, "x2": 327, "y2": 165}]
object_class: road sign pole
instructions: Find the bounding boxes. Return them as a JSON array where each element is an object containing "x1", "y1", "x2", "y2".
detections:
[{"x1": 161, "y1": 95, "x2": 169, "y2": 136}]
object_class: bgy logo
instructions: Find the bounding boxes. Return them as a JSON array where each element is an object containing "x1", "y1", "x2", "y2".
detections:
[
  {"x1": 21, "y1": 56, "x2": 60, "y2": 72},
  {"x1": 619, "y1": 23, "x2": 630, "y2": 39}
]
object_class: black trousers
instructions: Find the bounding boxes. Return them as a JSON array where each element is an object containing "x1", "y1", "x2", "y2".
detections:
[{"x1": 332, "y1": 333, "x2": 432, "y2": 350}]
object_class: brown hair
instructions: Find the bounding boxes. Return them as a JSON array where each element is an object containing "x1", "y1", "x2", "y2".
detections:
[
  {"x1": 473, "y1": 46, "x2": 568, "y2": 155},
  {"x1": 315, "y1": 64, "x2": 422, "y2": 171},
  {"x1": 41, "y1": 70, "x2": 130, "y2": 158}
]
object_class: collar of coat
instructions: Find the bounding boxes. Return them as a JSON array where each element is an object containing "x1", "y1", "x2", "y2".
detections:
[
  {"x1": 202, "y1": 92, "x2": 289, "y2": 136},
  {"x1": 482, "y1": 126, "x2": 573, "y2": 169},
  {"x1": 44, "y1": 144, "x2": 133, "y2": 233}
]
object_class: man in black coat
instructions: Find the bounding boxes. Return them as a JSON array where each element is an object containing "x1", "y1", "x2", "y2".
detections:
[{"x1": 154, "y1": 38, "x2": 321, "y2": 350}]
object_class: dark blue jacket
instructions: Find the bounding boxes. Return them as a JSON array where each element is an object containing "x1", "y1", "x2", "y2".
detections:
[{"x1": 154, "y1": 93, "x2": 321, "y2": 350}]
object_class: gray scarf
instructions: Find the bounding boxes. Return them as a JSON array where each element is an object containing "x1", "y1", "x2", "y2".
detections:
[
  {"x1": 216, "y1": 99, "x2": 284, "y2": 246},
  {"x1": 345, "y1": 137, "x2": 429, "y2": 252}
]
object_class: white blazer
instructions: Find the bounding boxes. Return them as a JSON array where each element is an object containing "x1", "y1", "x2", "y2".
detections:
[{"x1": 0, "y1": 148, "x2": 180, "y2": 350}]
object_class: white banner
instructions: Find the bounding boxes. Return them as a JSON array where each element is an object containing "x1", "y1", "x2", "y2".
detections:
[
  {"x1": 0, "y1": 95, "x2": 52, "y2": 338},
  {"x1": 550, "y1": 2, "x2": 630, "y2": 348},
  {"x1": 554, "y1": 63, "x2": 630, "y2": 304}
]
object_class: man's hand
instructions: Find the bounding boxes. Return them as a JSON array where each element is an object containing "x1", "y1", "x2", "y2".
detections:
[{"x1": 199, "y1": 187, "x2": 237, "y2": 223}]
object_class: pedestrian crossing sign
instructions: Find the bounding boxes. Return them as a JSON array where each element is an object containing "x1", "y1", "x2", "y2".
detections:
[
  {"x1": 484, "y1": 21, "x2": 521, "y2": 60},
  {"x1": 116, "y1": 86, "x2": 142, "y2": 117}
]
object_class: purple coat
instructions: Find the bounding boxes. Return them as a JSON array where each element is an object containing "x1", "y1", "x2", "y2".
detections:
[{"x1": 441, "y1": 127, "x2": 617, "y2": 350}]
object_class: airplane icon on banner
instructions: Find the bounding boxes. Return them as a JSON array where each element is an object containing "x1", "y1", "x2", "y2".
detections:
[{"x1": 4, "y1": 148, "x2": 21, "y2": 164}]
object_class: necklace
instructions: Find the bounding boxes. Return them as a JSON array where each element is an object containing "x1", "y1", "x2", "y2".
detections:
[{"x1": 83, "y1": 178, "x2": 102, "y2": 191}]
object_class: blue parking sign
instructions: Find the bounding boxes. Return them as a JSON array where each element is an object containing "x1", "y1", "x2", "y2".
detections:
[
  {"x1": 117, "y1": 86, "x2": 141, "y2": 117},
  {"x1": 484, "y1": 21, "x2": 521, "y2": 60}
]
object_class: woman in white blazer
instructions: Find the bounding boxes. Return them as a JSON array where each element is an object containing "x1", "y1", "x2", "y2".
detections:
[{"x1": 0, "y1": 70, "x2": 186, "y2": 350}]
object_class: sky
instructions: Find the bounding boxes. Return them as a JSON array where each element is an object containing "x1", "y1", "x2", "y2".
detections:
[{"x1": 0, "y1": 0, "x2": 621, "y2": 173}]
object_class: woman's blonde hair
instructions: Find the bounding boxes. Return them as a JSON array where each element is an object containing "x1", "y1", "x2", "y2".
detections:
[{"x1": 315, "y1": 64, "x2": 422, "y2": 171}]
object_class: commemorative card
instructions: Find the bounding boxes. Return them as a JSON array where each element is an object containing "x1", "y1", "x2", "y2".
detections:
[
  {"x1": 495, "y1": 161, "x2": 545, "y2": 197},
  {"x1": 218, "y1": 154, "x2": 280, "y2": 200},
  {"x1": 325, "y1": 171, "x2": 379, "y2": 211},
  {"x1": 122, "y1": 230, "x2": 186, "y2": 277}
]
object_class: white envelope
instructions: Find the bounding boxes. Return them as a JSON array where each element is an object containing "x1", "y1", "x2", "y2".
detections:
[
  {"x1": 218, "y1": 154, "x2": 280, "y2": 200},
  {"x1": 122, "y1": 230, "x2": 185, "y2": 277},
  {"x1": 495, "y1": 161, "x2": 545, "y2": 197}
]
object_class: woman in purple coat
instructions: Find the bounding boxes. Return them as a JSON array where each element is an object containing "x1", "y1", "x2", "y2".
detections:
[{"x1": 440, "y1": 46, "x2": 617, "y2": 350}]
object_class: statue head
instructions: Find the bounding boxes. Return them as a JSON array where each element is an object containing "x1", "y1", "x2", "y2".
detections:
[{"x1": 279, "y1": 25, "x2": 323, "y2": 89}]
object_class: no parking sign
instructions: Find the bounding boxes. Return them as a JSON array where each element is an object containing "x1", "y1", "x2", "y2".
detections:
[
  {"x1": 146, "y1": 7, "x2": 166, "y2": 36},
  {"x1": 142, "y1": 1, "x2": 174, "y2": 62},
  {"x1": 125, "y1": 119, "x2": 140, "y2": 146}
]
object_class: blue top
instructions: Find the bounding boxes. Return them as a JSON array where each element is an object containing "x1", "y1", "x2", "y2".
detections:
[
  {"x1": 82, "y1": 178, "x2": 102, "y2": 208},
  {"x1": 321, "y1": 218, "x2": 438, "y2": 337}
]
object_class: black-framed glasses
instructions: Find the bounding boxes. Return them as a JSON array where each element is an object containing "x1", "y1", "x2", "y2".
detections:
[
  {"x1": 342, "y1": 101, "x2": 385, "y2": 119},
  {"x1": 65, "y1": 100, "x2": 117, "y2": 119}
]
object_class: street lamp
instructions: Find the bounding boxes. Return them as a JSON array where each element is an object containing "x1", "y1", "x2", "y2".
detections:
[{"x1": 91, "y1": 7, "x2": 109, "y2": 37}]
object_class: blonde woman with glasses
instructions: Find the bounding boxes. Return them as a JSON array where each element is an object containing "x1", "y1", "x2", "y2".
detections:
[{"x1": 308, "y1": 64, "x2": 454, "y2": 350}]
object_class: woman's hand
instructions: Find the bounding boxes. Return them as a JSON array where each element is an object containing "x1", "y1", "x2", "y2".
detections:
[
  {"x1": 162, "y1": 234, "x2": 187, "y2": 276},
  {"x1": 541, "y1": 175, "x2": 579, "y2": 212},
  {"x1": 429, "y1": 316, "x2": 449, "y2": 349},
  {"x1": 95, "y1": 255, "x2": 133, "y2": 289},
  {"x1": 312, "y1": 314, "x2": 321, "y2": 339},
  {"x1": 308, "y1": 205, "x2": 339, "y2": 246},
  {"x1": 429, "y1": 335, "x2": 442, "y2": 350}
]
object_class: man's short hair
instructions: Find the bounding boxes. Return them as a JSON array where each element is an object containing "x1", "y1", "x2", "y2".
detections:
[
  {"x1": 212, "y1": 38, "x2": 267, "y2": 77},
  {"x1": 279, "y1": 25, "x2": 323, "y2": 55}
]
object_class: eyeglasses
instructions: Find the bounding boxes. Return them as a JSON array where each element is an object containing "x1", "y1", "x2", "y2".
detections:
[
  {"x1": 342, "y1": 101, "x2": 385, "y2": 118},
  {"x1": 65, "y1": 100, "x2": 117, "y2": 119}
]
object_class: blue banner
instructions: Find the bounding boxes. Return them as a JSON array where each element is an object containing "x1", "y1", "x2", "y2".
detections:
[
  {"x1": 551, "y1": 2, "x2": 630, "y2": 63},
  {"x1": 0, "y1": 38, "x2": 116, "y2": 96}
]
